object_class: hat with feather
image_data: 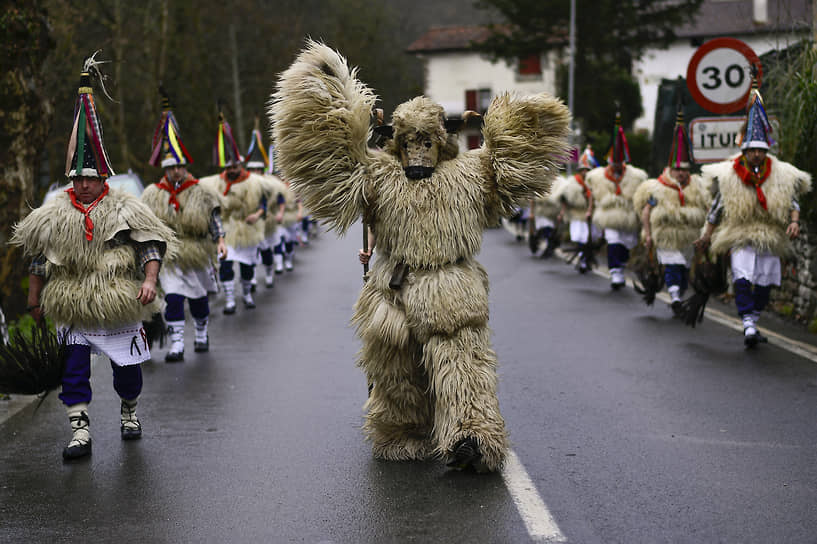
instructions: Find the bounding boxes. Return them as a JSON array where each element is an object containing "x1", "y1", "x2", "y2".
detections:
[
  {"x1": 65, "y1": 52, "x2": 115, "y2": 179},
  {"x1": 244, "y1": 117, "x2": 269, "y2": 171},
  {"x1": 667, "y1": 108, "x2": 694, "y2": 169},
  {"x1": 577, "y1": 145, "x2": 599, "y2": 170},
  {"x1": 738, "y1": 78, "x2": 774, "y2": 151},
  {"x1": 604, "y1": 112, "x2": 630, "y2": 165},
  {"x1": 149, "y1": 87, "x2": 193, "y2": 168},
  {"x1": 213, "y1": 103, "x2": 242, "y2": 168}
]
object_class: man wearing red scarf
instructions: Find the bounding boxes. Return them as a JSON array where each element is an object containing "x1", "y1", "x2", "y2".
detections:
[
  {"x1": 142, "y1": 93, "x2": 226, "y2": 362},
  {"x1": 634, "y1": 112, "x2": 710, "y2": 315},
  {"x1": 12, "y1": 58, "x2": 175, "y2": 460},
  {"x1": 555, "y1": 145, "x2": 602, "y2": 272},
  {"x1": 696, "y1": 87, "x2": 811, "y2": 348}
]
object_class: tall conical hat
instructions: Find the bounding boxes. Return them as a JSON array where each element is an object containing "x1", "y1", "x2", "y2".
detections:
[
  {"x1": 738, "y1": 78, "x2": 774, "y2": 151},
  {"x1": 213, "y1": 105, "x2": 242, "y2": 168},
  {"x1": 244, "y1": 117, "x2": 269, "y2": 170},
  {"x1": 667, "y1": 108, "x2": 694, "y2": 169},
  {"x1": 149, "y1": 87, "x2": 193, "y2": 168},
  {"x1": 577, "y1": 145, "x2": 599, "y2": 170},
  {"x1": 604, "y1": 112, "x2": 630, "y2": 165},
  {"x1": 65, "y1": 52, "x2": 115, "y2": 179}
]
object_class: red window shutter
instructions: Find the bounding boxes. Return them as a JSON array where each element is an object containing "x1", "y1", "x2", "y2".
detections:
[
  {"x1": 465, "y1": 89, "x2": 477, "y2": 112},
  {"x1": 467, "y1": 134, "x2": 481, "y2": 150},
  {"x1": 518, "y1": 54, "x2": 541, "y2": 75}
]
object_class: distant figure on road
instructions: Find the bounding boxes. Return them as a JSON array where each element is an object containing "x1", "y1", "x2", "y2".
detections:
[
  {"x1": 554, "y1": 145, "x2": 601, "y2": 272},
  {"x1": 200, "y1": 109, "x2": 266, "y2": 314},
  {"x1": 11, "y1": 56, "x2": 176, "y2": 460},
  {"x1": 271, "y1": 41, "x2": 570, "y2": 472},
  {"x1": 141, "y1": 89, "x2": 226, "y2": 362},
  {"x1": 586, "y1": 113, "x2": 648, "y2": 289},
  {"x1": 633, "y1": 110, "x2": 710, "y2": 314},
  {"x1": 695, "y1": 82, "x2": 811, "y2": 348}
]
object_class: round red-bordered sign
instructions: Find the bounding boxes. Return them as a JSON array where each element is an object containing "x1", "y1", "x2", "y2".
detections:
[{"x1": 686, "y1": 38, "x2": 762, "y2": 114}]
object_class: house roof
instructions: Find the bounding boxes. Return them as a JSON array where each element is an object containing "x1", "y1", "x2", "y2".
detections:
[
  {"x1": 406, "y1": 1, "x2": 811, "y2": 55},
  {"x1": 406, "y1": 25, "x2": 497, "y2": 53},
  {"x1": 676, "y1": 0, "x2": 811, "y2": 38}
]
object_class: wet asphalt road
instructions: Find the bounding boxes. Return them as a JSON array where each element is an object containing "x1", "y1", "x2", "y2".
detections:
[{"x1": 2, "y1": 225, "x2": 816, "y2": 543}]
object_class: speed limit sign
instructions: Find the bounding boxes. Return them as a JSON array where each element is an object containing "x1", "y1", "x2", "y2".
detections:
[{"x1": 686, "y1": 38, "x2": 762, "y2": 114}]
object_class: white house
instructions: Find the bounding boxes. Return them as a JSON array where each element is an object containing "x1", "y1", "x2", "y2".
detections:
[
  {"x1": 634, "y1": 0, "x2": 811, "y2": 134},
  {"x1": 407, "y1": 25, "x2": 559, "y2": 149}
]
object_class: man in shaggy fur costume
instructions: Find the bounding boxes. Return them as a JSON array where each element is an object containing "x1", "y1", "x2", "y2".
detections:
[
  {"x1": 554, "y1": 145, "x2": 602, "y2": 272},
  {"x1": 696, "y1": 85, "x2": 811, "y2": 348},
  {"x1": 142, "y1": 91, "x2": 227, "y2": 362},
  {"x1": 529, "y1": 176, "x2": 565, "y2": 258},
  {"x1": 200, "y1": 111, "x2": 267, "y2": 313},
  {"x1": 270, "y1": 41, "x2": 570, "y2": 472},
  {"x1": 11, "y1": 58, "x2": 176, "y2": 460},
  {"x1": 586, "y1": 114, "x2": 648, "y2": 289},
  {"x1": 245, "y1": 121, "x2": 287, "y2": 287},
  {"x1": 633, "y1": 111, "x2": 711, "y2": 314}
]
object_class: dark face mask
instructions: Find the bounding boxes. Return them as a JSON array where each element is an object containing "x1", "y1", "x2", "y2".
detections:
[{"x1": 404, "y1": 166, "x2": 435, "y2": 180}]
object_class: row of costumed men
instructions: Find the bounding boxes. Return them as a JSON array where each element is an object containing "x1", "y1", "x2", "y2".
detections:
[
  {"x1": 146, "y1": 90, "x2": 312, "y2": 364},
  {"x1": 524, "y1": 86, "x2": 811, "y2": 349}
]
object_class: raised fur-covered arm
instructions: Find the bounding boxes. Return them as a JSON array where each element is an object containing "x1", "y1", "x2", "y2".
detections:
[
  {"x1": 481, "y1": 93, "x2": 571, "y2": 217},
  {"x1": 270, "y1": 41, "x2": 376, "y2": 235}
]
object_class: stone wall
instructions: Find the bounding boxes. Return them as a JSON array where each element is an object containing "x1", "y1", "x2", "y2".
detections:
[{"x1": 773, "y1": 223, "x2": 817, "y2": 323}]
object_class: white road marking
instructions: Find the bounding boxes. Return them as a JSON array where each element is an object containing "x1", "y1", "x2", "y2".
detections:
[{"x1": 502, "y1": 449, "x2": 567, "y2": 543}]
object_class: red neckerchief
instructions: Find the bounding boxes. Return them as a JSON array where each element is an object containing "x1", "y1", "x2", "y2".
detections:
[
  {"x1": 574, "y1": 173, "x2": 591, "y2": 199},
  {"x1": 220, "y1": 169, "x2": 250, "y2": 196},
  {"x1": 157, "y1": 175, "x2": 199, "y2": 211},
  {"x1": 733, "y1": 155, "x2": 772, "y2": 210},
  {"x1": 657, "y1": 173, "x2": 685, "y2": 206},
  {"x1": 66, "y1": 182, "x2": 110, "y2": 241},
  {"x1": 604, "y1": 165, "x2": 626, "y2": 195}
]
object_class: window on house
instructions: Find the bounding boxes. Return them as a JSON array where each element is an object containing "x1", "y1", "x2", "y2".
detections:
[
  {"x1": 465, "y1": 88, "x2": 492, "y2": 114},
  {"x1": 518, "y1": 53, "x2": 542, "y2": 75}
]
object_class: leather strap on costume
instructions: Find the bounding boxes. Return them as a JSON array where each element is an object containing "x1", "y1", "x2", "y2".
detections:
[
  {"x1": 220, "y1": 169, "x2": 250, "y2": 196},
  {"x1": 66, "y1": 182, "x2": 110, "y2": 241},
  {"x1": 157, "y1": 175, "x2": 199, "y2": 211},
  {"x1": 657, "y1": 174, "x2": 685, "y2": 206},
  {"x1": 604, "y1": 165, "x2": 626, "y2": 195},
  {"x1": 733, "y1": 155, "x2": 771, "y2": 210},
  {"x1": 574, "y1": 173, "x2": 591, "y2": 199}
]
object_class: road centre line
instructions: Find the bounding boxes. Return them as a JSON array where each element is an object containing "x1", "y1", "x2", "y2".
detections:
[{"x1": 502, "y1": 449, "x2": 568, "y2": 543}]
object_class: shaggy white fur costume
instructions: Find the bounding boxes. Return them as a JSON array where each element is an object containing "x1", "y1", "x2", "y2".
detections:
[
  {"x1": 270, "y1": 42, "x2": 569, "y2": 471},
  {"x1": 702, "y1": 154, "x2": 811, "y2": 256},
  {"x1": 632, "y1": 168, "x2": 710, "y2": 252},
  {"x1": 586, "y1": 164, "x2": 648, "y2": 232},
  {"x1": 12, "y1": 188, "x2": 176, "y2": 329}
]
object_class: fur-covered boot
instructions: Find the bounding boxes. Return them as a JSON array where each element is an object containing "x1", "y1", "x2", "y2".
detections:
[
  {"x1": 165, "y1": 320, "x2": 184, "y2": 362},
  {"x1": 63, "y1": 403, "x2": 91, "y2": 460},
  {"x1": 223, "y1": 281, "x2": 236, "y2": 314},
  {"x1": 242, "y1": 280, "x2": 256, "y2": 309},
  {"x1": 194, "y1": 317, "x2": 209, "y2": 352},
  {"x1": 120, "y1": 398, "x2": 142, "y2": 440}
]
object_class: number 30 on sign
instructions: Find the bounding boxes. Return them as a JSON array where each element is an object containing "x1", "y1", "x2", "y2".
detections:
[{"x1": 686, "y1": 38, "x2": 762, "y2": 114}]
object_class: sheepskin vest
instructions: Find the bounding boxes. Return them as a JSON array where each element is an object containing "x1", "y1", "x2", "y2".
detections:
[
  {"x1": 256, "y1": 175, "x2": 286, "y2": 237},
  {"x1": 366, "y1": 152, "x2": 488, "y2": 269},
  {"x1": 214, "y1": 171, "x2": 265, "y2": 248},
  {"x1": 11, "y1": 188, "x2": 175, "y2": 329},
  {"x1": 632, "y1": 169, "x2": 710, "y2": 251},
  {"x1": 141, "y1": 177, "x2": 220, "y2": 271},
  {"x1": 532, "y1": 193, "x2": 561, "y2": 220},
  {"x1": 281, "y1": 184, "x2": 300, "y2": 228},
  {"x1": 557, "y1": 174, "x2": 591, "y2": 221},
  {"x1": 704, "y1": 154, "x2": 812, "y2": 256},
  {"x1": 586, "y1": 164, "x2": 647, "y2": 231}
]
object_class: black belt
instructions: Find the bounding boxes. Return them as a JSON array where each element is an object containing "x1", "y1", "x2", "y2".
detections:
[{"x1": 389, "y1": 258, "x2": 465, "y2": 290}]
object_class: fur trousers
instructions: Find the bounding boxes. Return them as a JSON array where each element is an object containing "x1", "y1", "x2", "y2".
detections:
[{"x1": 357, "y1": 295, "x2": 508, "y2": 471}]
